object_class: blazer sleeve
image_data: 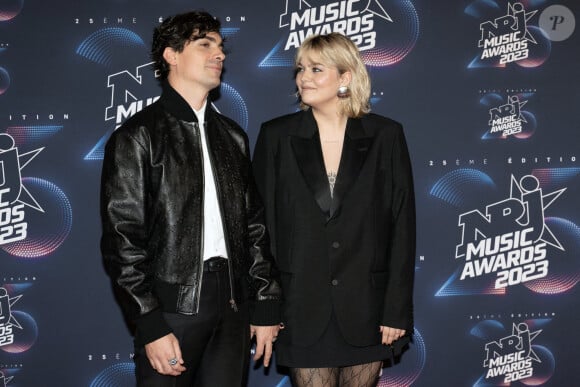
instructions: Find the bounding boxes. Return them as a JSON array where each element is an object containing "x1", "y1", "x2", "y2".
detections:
[
  {"x1": 242, "y1": 127, "x2": 282, "y2": 325},
  {"x1": 251, "y1": 123, "x2": 278, "y2": 258},
  {"x1": 381, "y1": 123, "x2": 416, "y2": 333}
]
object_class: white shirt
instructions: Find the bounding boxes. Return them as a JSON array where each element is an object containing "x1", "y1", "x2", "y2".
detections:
[{"x1": 192, "y1": 102, "x2": 228, "y2": 261}]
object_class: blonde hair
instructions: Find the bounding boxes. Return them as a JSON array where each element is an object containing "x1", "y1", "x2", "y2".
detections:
[{"x1": 295, "y1": 33, "x2": 371, "y2": 118}]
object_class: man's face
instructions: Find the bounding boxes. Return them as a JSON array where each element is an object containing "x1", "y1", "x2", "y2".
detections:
[{"x1": 168, "y1": 31, "x2": 225, "y2": 93}]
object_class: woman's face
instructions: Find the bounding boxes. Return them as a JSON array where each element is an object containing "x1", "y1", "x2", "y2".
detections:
[{"x1": 295, "y1": 51, "x2": 345, "y2": 111}]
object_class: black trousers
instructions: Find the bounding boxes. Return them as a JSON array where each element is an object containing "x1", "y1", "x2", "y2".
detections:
[{"x1": 135, "y1": 260, "x2": 250, "y2": 387}]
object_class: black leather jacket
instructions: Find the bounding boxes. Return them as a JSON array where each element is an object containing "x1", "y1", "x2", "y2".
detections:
[{"x1": 100, "y1": 82, "x2": 281, "y2": 344}]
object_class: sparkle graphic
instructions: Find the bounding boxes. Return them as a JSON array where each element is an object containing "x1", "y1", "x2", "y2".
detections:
[
  {"x1": 361, "y1": 0, "x2": 393, "y2": 22},
  {"x1": 220, "y1": 27, "x2": 240, "y2": 38},
  {"x1": 279, "y1": 0, "x2": 312, "y2": 28},
  {"x1": 76, "y1": 28, "x2": 146, "y2": 67},
  {"x1": 0, "y1": 0, "x2": 24, "y2": 21},
  {"x1": 523, "y1": 217, "x2": 580, "y2": 294},
  {"x1": 430, "y1": 168, "x2": 496, "y2": 208},
  {"x1": 435, "y1": 268, "x2": 505, "y2": 296},
  {"x1": 365, "y1": 0, "x2": 393, "y2": 22},
  {"x1": 0, "y1": 67, "x2": 9, "y2": 95},
  {"x1": 90, "y1": 363, "x2": 135, "y2": 387},
  {"x1": 507, "y1": 2, "x2": 537, "y2": 44},
  {"x1": 2, "y1": 177, "x2": 72, "y2": 258},
  {"x1": 509, "y1": 175, "x2": 566, "y2": 251},
  {"x1": 6, "y1": 126, "x2": 63, "y2": 146},
  {"x1": 532, "y1": 167, "x2": 580, "y2": 190}
]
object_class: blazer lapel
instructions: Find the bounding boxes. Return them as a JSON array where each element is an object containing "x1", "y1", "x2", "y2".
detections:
[
  {"x1": 290, "y1": 112, "x2": 332, "y2": 218},
  {"x1": 330, "y1": 118, "x2": 372, "y2": 219}
]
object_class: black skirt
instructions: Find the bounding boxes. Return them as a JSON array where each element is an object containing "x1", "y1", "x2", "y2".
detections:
[{"x1": 275, "y1": 311, "x2": 394, "y2": 368}]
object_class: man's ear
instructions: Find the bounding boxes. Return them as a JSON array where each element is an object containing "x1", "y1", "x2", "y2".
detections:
[{"x1": 163, "y1": 47, "x2": 178, "y2": 66}]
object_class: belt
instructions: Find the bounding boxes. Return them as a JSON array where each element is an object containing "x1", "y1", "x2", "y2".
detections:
[{"x1": 203, "y1": 257, "x2": 228, "y2": 272}]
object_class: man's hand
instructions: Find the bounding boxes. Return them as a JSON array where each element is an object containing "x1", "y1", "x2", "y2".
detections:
[
  {"x1": 250, "y1": 324, "x2": 282, "y2": 367},
  {"x1": 380, "y1": 326, "x2": 406, "y2": 345},
  {"x1": 144, "y1": 333, "x2": 186, "y2": 375}
]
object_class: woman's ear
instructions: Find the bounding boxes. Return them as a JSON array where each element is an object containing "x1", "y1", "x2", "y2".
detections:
[{"x1": 340, "y1": 70, "x2": 352, "y2": 87}]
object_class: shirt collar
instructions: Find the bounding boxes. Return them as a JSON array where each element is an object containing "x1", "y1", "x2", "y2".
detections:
[{"x1": 192, "y1": 101, "x2": 207, "y2": 125}]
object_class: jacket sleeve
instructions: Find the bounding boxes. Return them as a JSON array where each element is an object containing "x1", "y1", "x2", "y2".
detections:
[
  {"x1": 244, "y1": 125, "x2": 282, "y2": 326},
  {"x1": 381, "y1": 123, "x2": 416, "y2": 333},
  {"x1": 100, "y1": 128, "x2": 171, "y2": 344},
  {"x1": 251, "y1": 123, "x2": 278, "y2": 257}
]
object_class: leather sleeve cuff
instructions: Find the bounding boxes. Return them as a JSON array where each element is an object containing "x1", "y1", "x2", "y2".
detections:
[
  {"x1": 250, "y1": 299, "x2": 281, "y2": 326},
  {"x1": 134, "y1": 308, "x2": 172, "y2": 346}
]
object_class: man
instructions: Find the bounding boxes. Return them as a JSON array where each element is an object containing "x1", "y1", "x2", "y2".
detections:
[{"x1": 100, "y1": 11, "x2": 282, "y2": 386}]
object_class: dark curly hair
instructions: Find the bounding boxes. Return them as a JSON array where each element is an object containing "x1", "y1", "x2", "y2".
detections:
[{"x1": 151, "y1": 11, "x2": 221, "y2": 80}]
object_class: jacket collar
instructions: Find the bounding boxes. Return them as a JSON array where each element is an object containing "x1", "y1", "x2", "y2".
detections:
[
  {"x1": 159, "y1": 80, "x2": 213, "y2": 123},
  {"x1": 290, "y1": 109, "x2": 373, "y2": 221}
]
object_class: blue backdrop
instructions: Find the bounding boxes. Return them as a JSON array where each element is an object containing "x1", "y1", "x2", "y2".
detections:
[{"x1": 0, "y1": 1, "x2": 578, "y2": 386}]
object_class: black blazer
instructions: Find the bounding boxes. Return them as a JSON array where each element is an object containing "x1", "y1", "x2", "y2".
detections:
[{"x1": 252, "y1": 109, "x2": 416, "y2": 348}]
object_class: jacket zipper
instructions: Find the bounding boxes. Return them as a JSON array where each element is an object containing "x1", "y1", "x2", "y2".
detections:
[
  {"x1": 193, "y1": 121, "x2": 205, "y2": 314},
  {"x1": 202, "y1": 119, "x2": 238, "y2": 312}
]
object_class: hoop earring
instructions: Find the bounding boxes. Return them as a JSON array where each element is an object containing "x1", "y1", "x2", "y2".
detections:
[{"x1": 337, "y1": 85, "x2": 350, "y2": 98}]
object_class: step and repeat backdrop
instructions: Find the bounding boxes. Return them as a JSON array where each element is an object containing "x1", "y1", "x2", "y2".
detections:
[{"x1": 0, "y1": 0, "x2": 578, "y2": 386}]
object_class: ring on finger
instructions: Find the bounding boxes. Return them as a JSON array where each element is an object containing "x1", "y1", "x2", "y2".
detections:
[{"x1": 168, "y1": 358, "x2": 178, "y2": 366}]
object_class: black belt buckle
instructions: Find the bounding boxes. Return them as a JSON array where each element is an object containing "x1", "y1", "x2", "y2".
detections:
[{"x1": 204, "y1": 257, "x2": 228, "y2": 272}]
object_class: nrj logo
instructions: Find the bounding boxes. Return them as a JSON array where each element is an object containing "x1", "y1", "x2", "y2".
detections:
[
  {"x1": 85, "y1": 62, "x2": 250, "y2": 161},
  {"x1": 85, "y1": 63, "x2": 159, "y2": 160},
  {"x1": 479, "y1": 90, "x2": 537, "y2": 140},
  {"x1": 0, "y1": 371, "x2": 13, "y2": 387},
  {"x1": 486, "y1": 95, "x2": 527, "y2": 138},
  {"x1": 478, "y1": 2, "x2": 537, "y2": 65},
  {"x1": 260, "y1": 0, "x2": 419, "y2": 67},
  {"x1": 0, "y1": 133, "x2": 44, "y2": 245},
  {"x1": 104, "y1": 62, "x2": 160, "y2": 131},
  {"x1": 281, "y1": 0, "x2": 391, "y2": 51},
  {"x1": 455, "y1": 175, "x2": 565, "y2": 289},
  {"x1": 0, "y1": 287, "x2": 21, "y2": 347},
  {"x1": 483, "y1": 322, "x2": 541, "y2": 384}
]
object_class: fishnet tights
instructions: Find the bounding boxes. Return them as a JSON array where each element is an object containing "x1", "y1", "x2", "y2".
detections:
[{"x1": 289, "y1": 361, "x2": 382, "y2": 387}]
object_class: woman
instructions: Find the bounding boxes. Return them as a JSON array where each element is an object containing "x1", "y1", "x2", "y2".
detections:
[{"x1": 252, "y1": 33, "x2": 415, "y2": 387}]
